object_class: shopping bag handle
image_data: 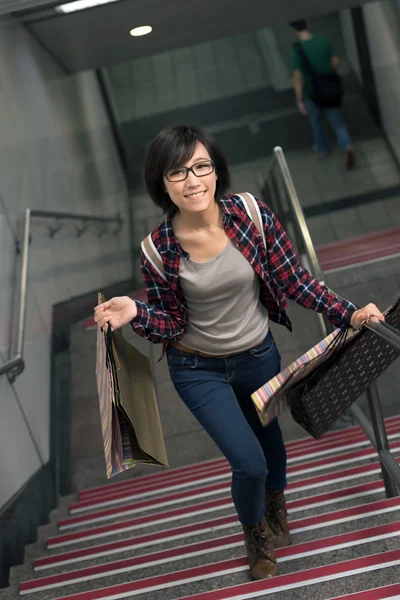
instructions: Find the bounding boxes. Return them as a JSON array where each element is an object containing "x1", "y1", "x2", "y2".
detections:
[{"x1": 105, "y1": 324, "x2": 113, "y2": 370}]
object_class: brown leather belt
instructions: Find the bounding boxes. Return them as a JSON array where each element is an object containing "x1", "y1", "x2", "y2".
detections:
[{"x1": 170, "y1": 338, "x2": 264, "y2": 359}]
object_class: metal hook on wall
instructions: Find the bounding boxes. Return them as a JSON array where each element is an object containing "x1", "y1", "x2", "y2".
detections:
[
  {"x1": 96, "y1": 223, "x2": 108, "y2": 238},
  {"x1": 113, "y1": 220, "x2": 123, "y2": 235},
  {"x1": 76, "y1": 222, "x2": 90, "y2": 238},
  {"x1": 48, "y1": 218, "x2": 63, "y2": 238}
]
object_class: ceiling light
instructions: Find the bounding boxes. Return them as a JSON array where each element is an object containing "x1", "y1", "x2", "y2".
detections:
[
  {"x1": 56, "y1": 0, "x2": 118, "y2": 14},
  {"x1": 130, "y1": 25, "x2": 152, "y2": 37}
]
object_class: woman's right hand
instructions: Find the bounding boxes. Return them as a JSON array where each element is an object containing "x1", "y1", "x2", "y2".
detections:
[{"x1": 94, "y1": 296, "x2": 137, "y2": 332}]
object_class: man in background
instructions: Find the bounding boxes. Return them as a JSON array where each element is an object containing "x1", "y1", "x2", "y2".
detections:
[{"x1": 290, "y1": 19, "x2": 356, "y2": 169}]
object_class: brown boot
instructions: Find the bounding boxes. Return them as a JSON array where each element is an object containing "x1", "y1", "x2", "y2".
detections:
[
  {"x1": 264, "y1": 490, "x2": 291, "y2": 549},
  {"x1": 242, "y1": 516, "x2": 278, "y2": 580}
]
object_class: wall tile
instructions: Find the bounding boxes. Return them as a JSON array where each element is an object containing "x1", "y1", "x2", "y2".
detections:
[
  {"x1": 0, "y1": 215, "x2": 15, "y2": 354},
  {"x1": 105, "y1": 30, "x2": 272, "y2": 120},
  {"x1": 0, "y1": 15, "x2": 129, "y2": 510},
  {"x1": 0, "y1": 377, "x2": 42, "y2": 510},
  {"x1": 13, "y1": 297, "x2": 50, "y2": 463}
]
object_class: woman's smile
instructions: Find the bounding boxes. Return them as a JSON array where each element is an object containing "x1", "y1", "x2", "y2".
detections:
[{"x1": 184, "y1": 190, "x2": 207, "y2": 199}]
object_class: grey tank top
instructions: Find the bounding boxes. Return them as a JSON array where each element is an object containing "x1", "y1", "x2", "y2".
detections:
[{"x1": 179, "y1": 240, "x2": 269, "y2": 355}]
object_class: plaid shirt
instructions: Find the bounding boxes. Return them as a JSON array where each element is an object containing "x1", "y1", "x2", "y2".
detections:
[{"x1": 131, "y1": 194, "x2": 355, "y2": 346}]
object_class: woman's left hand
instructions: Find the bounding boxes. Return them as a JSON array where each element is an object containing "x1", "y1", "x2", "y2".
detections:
[{"x1": 350, "y1": 303, "x2": 385, "y2": 329}]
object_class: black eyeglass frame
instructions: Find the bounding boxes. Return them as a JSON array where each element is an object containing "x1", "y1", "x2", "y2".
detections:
[{"x1": 164, "y1": 160, "x2": 215, "y2": 182}]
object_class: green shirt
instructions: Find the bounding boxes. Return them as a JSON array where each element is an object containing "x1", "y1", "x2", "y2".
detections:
[{"x1": 291, "y1": 35, "x2": 334, "y2": 100}]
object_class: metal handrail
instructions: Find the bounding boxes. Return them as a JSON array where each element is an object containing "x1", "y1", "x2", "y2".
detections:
[
  {"x1": 263, "y1": 146, "x2": 400, "y2": 496},
  {"x1": 271, "y1": 147, "x2": 325, "y2": 285},
  {"x1": 270, "y1": 147, "x2": 400, "y2": 352},
  {"x1": 0, "y1": 208, "x2": 122, "y2": 383}
]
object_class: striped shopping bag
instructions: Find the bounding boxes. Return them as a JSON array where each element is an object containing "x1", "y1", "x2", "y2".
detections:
[
  {"x1": 95, "y1": 293, "x2": 169, "y2": 479},
  {"x1": 251, "y1": 327, "x2": 359, "y2": 428},
  {"x1": 96, "y1": 308, "x2": 133, "y2": 478},
  {"x1": 252, "y1": 295, "x2": 400, "y2": 438}
]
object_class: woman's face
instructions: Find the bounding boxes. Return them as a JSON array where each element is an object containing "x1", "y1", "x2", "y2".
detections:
[{"x1": 163, "y1": 142, "x2": 218, "y2": 215}]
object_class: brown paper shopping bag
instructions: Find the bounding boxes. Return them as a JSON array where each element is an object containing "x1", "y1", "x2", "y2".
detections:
[{"x1": 95, "y1": 293, "x2": 168, "y2": 478}]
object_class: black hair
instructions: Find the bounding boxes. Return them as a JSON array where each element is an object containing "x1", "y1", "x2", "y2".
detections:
[
  {"x1": 144, "y1": 125, "x2": 231, "y2": 214},
  {"x1": 289, "y1": 19, "x2": 308, "y2": 32}
]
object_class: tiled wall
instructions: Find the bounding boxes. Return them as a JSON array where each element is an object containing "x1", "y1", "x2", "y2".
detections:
[
  {"x1": 0, "y1": 16, "x2": 130, "y2": 510},
  {"x1": 340, "y1": 9, "x2": 362, "y2": 81},
  {"x1": 105, "y1": 33, "x2": 270, "y2": 121},
  {"x1": 105, "y1": 13, "x2": 353, "y2": 127},
  {"x1": 363, "y1": 0, "x2": 400, "y2": 164},
  {"x1": 114, "y1": 12, "x2": 361, "y2": 276}
]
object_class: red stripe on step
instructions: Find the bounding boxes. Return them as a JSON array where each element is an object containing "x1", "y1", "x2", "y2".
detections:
[
  {"x1": 328, "y1": 583, "x2": 400, "y2": 599},
  {"x1": 287, "y1": 496, "x2": 400, "y2": 529},
  {"x1": 46, "y1": 484, "x2": 394, "y2": 554},
  {"x1": 318, "y1": 227, "x2": 400, "y2": 272},
  {"x1": 31, "y1": 549, "x2": 400, "y2": 600},
  {"x1": 79, "y1": 417, "x2": 400, "y2": 499},
  {"x1": 48, "y1": 511, "x2": 236, "y2": 550},
  {"x1": 39, "y1": 479, "x2": 384, "y2": 565},
  {"x1": 70, "y1": 441, "x2": 400, "y2": 513},
  {"x1": 287, "y1": 424, "x2": 400, "y2": 460},
  {"x1": 44, "y1": 479, "x2": 383, "y2": 556},
  {"x1": 21, "y1": 521, "x2": 400, "y2": 593},
  {"x1": 287, "y1": 479, "x2": 382, "y2": 511},
  {"x1": 71, "y1": 465, "x2": 232, "y2": 512},
  {"x1": 281, "y1": 415, "x2": 400, "y2": 450},
  {"x1": 174, "y1": 552, "x2": 400, "y2": 600},
  {"x1": 59, "y1": 458, "x2": 400, "y2": 530},
  {"x1": 78, "y1": 417, "x2": 400, "y2": 500},
  {"x1": 78, "y1": 420, "x2": 400, "y2": 505},
  {"x1": 60, "y1": 480, "x2": 234, "y2": 528}
]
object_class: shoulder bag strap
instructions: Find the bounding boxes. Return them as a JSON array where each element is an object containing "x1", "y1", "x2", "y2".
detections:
[
  {"x1": 294, "y1": 41, "x2": 315, "y2": 76},
  {"x1": 238, "y1": 192, "x2": 267, "y2": 249},
  {"x1": 141, "y1": 234, "x2": 167, "y2": 281},
  {"x1": 142, "y1": 193, "x2": 266, "y2": 279}
]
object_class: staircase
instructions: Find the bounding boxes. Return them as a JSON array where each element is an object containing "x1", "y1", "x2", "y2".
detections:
[{"x1": 2, "y1": 416, "x2": 400, "y2": 600}]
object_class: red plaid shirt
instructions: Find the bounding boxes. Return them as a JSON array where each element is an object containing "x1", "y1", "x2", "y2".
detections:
[{"x1": 131, "y1": 194, "x2": 355, "y2": 346}]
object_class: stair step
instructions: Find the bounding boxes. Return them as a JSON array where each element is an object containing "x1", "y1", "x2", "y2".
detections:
[
  {"x1": 8, "y1": 418, "x2": 400, "y2": 600},
  {"x1": 172, "y1": 551, "x2": 400, "y2": 600},
  {"x1": 57, "y1": 456, "x2": 400, "y2": 532},
  {"x1": 15, "y1": 501, "x2": 396, "y2": 592},
  {"x1": 49, "y1": 474, "x2": 390, "y2": 549},
  {"x1": 78, "y1": 424, "x2": 400, "y2": 503},
  {"x1": 328, "y1": 582, "x2": 400, "y2": 599},
  {"x1": 41, "y1": 481, "x2": 390, "y2": 563},
  {"x1": 78, "y1": 417, "x2": 400, "y2": 500},
  {"x1": 78, "y1": 424, "x2": 400, "y2": 506},
  {"x1": 69, "y1": 439, "x2": 400, "y2": 514},
  {"x1": 19, "y1": 518, "x2": 400, "y2": 595},
  {"x1": 318, "y1": 226, "x2": 400, "y2": 272},
  {"x1": 21, "y1": 547, "x2": 400, "y2": 599}
]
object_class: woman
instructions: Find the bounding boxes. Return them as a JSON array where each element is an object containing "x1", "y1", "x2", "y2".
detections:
[{"x1": 94, "y1": 125, "x2": 384, "y2": 580}]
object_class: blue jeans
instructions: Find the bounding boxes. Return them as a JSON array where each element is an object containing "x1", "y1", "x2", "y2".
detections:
[
  {"x1": 305, "y1": 100, "x2": 352, "y2": 154},
  {"x1": 166, "y1": 329, "x2": 287, "y2": 525}
]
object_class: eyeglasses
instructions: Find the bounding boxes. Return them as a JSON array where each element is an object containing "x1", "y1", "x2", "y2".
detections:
[{"x1": 165, "y1": 160, "x2": 215, "y2": 182}]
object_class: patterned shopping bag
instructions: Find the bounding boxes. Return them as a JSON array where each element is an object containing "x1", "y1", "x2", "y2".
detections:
[
  {"x1": 252, "y1": 295, "x2": 400, "y2": 438},
  {"x1": 251, "y1": 327, "x2": 359, "y2": 427}
]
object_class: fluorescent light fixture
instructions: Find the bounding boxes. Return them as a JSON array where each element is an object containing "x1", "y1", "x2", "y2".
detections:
[
  {"x1": 130, "y1": 25, "x2": 152, "y2": 37},
  {"x1": 56, "y1": 0, "x2": 118, "y2": 14}
]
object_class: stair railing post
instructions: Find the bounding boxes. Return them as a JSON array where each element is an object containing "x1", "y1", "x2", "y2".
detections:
[
  {"x1": 366, "y1": 381, "x2": 398, "y2": 497},
  {"x1": 262, "y1": 146, "x2": 400, "y2": 498}
]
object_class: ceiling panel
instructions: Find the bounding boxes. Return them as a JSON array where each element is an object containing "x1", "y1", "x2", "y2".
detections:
[
  {"x1": 0, "y1": 0, "x2": 56, "y2": 15},
  {"x1": 18, "y1": 0, "x2": 375, "y2": 73}
]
